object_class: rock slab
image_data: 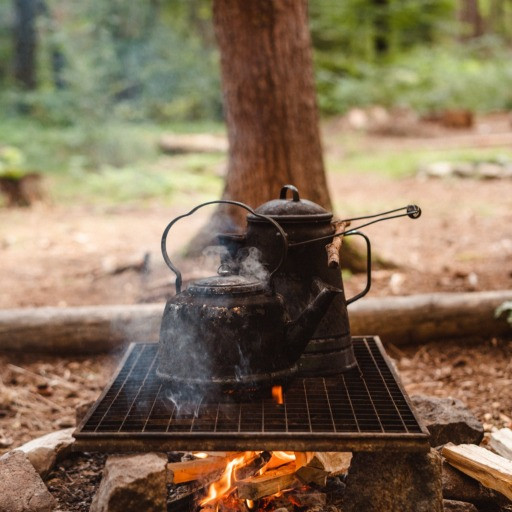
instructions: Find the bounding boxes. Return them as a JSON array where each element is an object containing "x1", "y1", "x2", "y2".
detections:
[
  {"x1": 90, "y1": 452, "x2": 167, "y2": 512},
  {"x1": 442, "y1": 459, "x2": 499, "y2": 505},
  {"x1": 16, "y1": 427, "x2": 75, "y2": 477},
  {"x1": 342, "y1": 449, "x2": 443, "y2": 512},
  {"x1": 412, "y1": 395, "x2": 484, "y2": 446},
  {"x1": 0, "y1": 450, "x2": 57, "y2": 512}
]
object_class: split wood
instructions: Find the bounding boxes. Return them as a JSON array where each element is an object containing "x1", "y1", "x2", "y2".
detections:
[
  {"x1": 490, "y1": 428, "x2": 512, "y2": 461},
  {"x1": 442, "y1": 443, "x2": 512, "y2": 500}
]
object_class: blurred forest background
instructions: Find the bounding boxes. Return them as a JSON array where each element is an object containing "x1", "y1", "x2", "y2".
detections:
[{"x1": 0, "y1": 0, "x2": 511, "y2": 206}]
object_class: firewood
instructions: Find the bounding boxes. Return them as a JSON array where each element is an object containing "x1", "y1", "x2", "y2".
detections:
[
  {"x1": 442, "y1": 443, "x2": 512, "y2": 500},
  {"x1": 490, "y1": 428, "x2": 512, "y2": 461},
  {"x1": 236, "y1": 463, "x2": 298, "y2": 500},
  {"x1": 234, "y1": 451, "x2": 271, "y2": 480},
  {"x1": 167, "y1": 453, "x2": 243, "y2": 484},
  {"x1": 295, "y1": 465, "x2": 329, "y2": 486},
  {"x1": 307, "y1": 452, "x2": 352, "y2": 475}
]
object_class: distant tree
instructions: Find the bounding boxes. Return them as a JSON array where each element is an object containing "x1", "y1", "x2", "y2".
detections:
[
  {"x1": 13, "y1": 0, "x2": 38, "y2": 89},
  {"x1": 458, "y1": 0, "x2": 484, "y2": 38},
  {"x1": 193, "y1": 0, "x2": 331, "y2": 240}
]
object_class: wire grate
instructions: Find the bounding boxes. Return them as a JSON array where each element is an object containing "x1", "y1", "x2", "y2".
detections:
[{"x1": 74, "y1": 337, "x2": 429, "y2": 453}]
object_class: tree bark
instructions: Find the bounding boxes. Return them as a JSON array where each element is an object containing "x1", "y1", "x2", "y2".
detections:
[
  {"x1": 13, "y1": 0, "x2": 38, "y2": 89},
  {"x1": 191, "y1": 0, "x2": 331, "y2": 245}
]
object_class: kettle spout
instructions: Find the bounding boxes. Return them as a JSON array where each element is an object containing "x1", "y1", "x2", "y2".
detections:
[{"x1": 285, "y1": 278, "x2": 342, "y2": 357}]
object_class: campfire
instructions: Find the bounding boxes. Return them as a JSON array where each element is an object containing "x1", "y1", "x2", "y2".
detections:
[{"x1": 167, "y1": 450, "x2": 351, "y2": 511}]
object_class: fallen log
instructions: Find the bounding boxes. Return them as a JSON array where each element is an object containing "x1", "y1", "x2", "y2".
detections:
[
  {"x1": 349, "y1": 289, "x2": 512, "y2": 345},
  {"x1": 158, "y1": 133, "x2": 228, "y2": 154},
  {"x1": 0, "y1": 290, "x2": 511, "y2": 354},
  {"x1": 0, "y1": 304, "x2": 163, "y2": 354},
  {"x1": 442, "y1": 443, "x2": 512, "y2": 500}
]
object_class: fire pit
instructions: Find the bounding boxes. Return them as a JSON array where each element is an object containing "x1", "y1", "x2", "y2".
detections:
[{"x1": 72, "y1": 189, "x2": 435, "y2": 511}]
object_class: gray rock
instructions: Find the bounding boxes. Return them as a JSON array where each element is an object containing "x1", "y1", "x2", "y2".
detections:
[
  {"x1": 15, "y1": 428, "x2": 74, "y2": 477},
  {"x1": 443, "y1": 459, "x2": 490, "y2": 503},
  {"x1": 419, "y1": 161, "x2": 454, "y2": 179},
  {"x1": 0, "y1": 450, "x2": 57, "y2": 512},
  {"x1": 443, "y1": 499, "x2": 478, "y2": 511},
  {"x1": 442, "y1": 459, "x2": 511, "y2": 508},
  {"x1": 90, "y1": 452, "x2": 167, "y2": 512},
  {"x1": 342, "y1": 449, "x2": 443, "y2": 512},
  {"x1": 411, "y1": 395, "x2": 483, "y2": 446},
  {"x1": 476, "y1": 162, "x2": 510, "y2": 180}
]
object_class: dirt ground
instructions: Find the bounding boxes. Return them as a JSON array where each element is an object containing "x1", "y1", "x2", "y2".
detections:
[{"x1": 0, "y1": 119, "x2": 511, "y2": 455}]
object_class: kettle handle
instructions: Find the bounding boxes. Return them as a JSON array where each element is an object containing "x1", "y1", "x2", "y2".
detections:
[
  {"x1": 161, "y1": 200, "x2": 288, "y2": 293},
  {"x1": 344, "y1": 231, "x2": 372, "y2": 305}
]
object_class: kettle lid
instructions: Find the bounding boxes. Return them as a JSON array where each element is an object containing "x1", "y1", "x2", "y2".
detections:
[
  {"x1": 188, "y1": 275, "x2": 266, "y2": 295},
  {"x1": 248, "y1": 185, "x2": 332, "y2": 222}
]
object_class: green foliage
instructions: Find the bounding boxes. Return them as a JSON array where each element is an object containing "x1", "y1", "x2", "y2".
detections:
[
  {"x1": 1, "y1": 0, "x2": 221, "y2": 125},
  {"x1": 0, "y1": 145, "x2": 27, "y2": 179},
  {"x1": 495, "y1": 302, "x2": 512, "y2": 326},
  {"x1": 315, "y1": 39, "x2": 512, "y2": 115},
  {"x1": 309, "y1": 0, "x2": 512, "y2": 115}
]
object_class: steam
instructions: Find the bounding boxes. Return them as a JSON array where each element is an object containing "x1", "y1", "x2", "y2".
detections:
[
  {"x1": 157, "y1": 237, "x2": 272, "y2": 406},
  {"x1": 237, "y1": 246, "x2": 269, "y2": 285}
]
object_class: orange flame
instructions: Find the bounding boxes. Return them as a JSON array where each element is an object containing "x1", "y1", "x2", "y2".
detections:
[
  {"x1": 200, "y1": 452, "x2": 257, "y2": 506},
  {"x1": 272, "y1": 451, "x2": 295, "y2": 463},
  {"x1": 199, "y1": 450, "x2": 301, "y2": 508},
  {"x1": 271, "y1": 385, "x2": 283, "y2": 404}
]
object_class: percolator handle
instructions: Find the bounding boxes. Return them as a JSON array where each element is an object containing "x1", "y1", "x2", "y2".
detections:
[
  {"x1": 344, "y1": 231, "x2": 372, "y2": 305},
  {"x1": 280, "y1": 184, "x2": 300, "y2": 202},
  {"x1": 161, "y1": 200, "x2": 288, "y2": 293}
]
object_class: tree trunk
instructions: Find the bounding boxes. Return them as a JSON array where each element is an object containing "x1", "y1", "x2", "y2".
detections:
[
  {"x1": 458, "y1": 0, "x2": 484, "y2": 39},
  {"x1": 372, "y1": 0, "x2": 389, "y2": 56},
  {"x1": 190, "y1": 0, "x2": 331, "y2": 247},
  {"x1": 13, "y1": 0, "x2": 38, "y2": 89}
]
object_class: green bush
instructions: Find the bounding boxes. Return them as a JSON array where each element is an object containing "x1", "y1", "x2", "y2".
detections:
[{"x1": 316, "y1": 39, "x2": 512, "y2": 114}]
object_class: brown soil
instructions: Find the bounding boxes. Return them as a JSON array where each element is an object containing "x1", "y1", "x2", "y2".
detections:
[{"x1": 0, "y1": 120, "x2": 511, "y2": 468}]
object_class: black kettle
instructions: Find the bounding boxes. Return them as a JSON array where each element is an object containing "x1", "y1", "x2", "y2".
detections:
[{"x1": 218, "y1": 185, "x2": 421, "y2": 376}]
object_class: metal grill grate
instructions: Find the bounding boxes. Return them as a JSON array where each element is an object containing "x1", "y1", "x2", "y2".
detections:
[{"x1": 74, "y1": 337, "x2": 429, "y2": 453}]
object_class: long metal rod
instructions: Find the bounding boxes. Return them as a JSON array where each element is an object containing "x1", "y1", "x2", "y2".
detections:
[{"x1": 288, "y1": 205, "x2": 421, "y2": 248}]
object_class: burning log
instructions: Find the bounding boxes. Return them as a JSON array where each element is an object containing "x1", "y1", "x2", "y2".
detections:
[
  {"x1": 167, "y1": 453, "x2": 243, "y2": 484},
  {"x1": 236, "y1": 464, "x2": 299, "y2": 500},
  {"x1": 235, "y1": 452, "x2": 311, "y2": 501}
]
